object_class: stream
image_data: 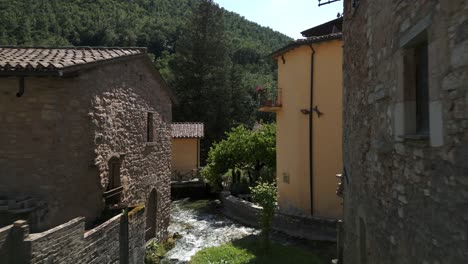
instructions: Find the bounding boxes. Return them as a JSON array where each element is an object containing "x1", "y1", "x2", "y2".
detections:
[{"x1": 165, "y1": 199, "x2": 259, "y2": 263}]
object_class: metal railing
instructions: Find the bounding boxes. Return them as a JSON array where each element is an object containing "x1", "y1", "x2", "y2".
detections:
[
  {"x1": 258, "y1": 88, "x2": 282, "y2": 108},
  {"x1": 171, "y1": 168, "x2": 201, "y2": 182}
]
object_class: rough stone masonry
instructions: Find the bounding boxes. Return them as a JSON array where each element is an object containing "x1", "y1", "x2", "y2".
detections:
[
  {"x1": 342, "y1": 0, "x2": 468, "y2": 263},
  {"x1": 0, "y1": 48, "x2": 173, "y2": 243}
]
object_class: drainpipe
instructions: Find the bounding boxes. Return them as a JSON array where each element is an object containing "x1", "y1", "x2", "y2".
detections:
[
  {"x1": 309, "y1": 45, "x2": 316, "y2": 215},
  {"x1": 16, "y1": 77, "x2": 25, "y2": 97},
  {"x1": 197, "y1": 138, "x2": 200, "y2": 168}
]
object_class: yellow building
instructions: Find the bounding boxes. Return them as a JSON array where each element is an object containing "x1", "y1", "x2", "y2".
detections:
[
  {"x1": 171, "y1": 123, "x2": 204, "y2": 180},
  {"x1": 261, "y1": 18, "x2": 343, "y2": 219}
]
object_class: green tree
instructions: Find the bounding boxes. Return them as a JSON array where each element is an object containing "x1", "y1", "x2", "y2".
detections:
[
  {"x1": 169, "y1": 0, "x2": 232, "y2": 152},
  {"x1": 201, "y1": 124, "x2": 276, "y2": 191}
]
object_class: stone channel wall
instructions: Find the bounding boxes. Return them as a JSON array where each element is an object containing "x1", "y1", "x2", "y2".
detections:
[
  {"x1": 220, "y1": 193, "x2": 336, "y2": 241},
  {"x1": 342, "y1": 0, "x2": 468, "y2": 263},
  {"x1": 0, "y1": 205, "x2": 145, "y2": 264}
]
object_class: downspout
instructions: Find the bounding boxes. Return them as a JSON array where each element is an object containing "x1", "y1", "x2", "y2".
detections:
[
  {"x1": 309, "y1": 45, "x2": 316, "y2": 215},
  {"x1": 16, "y1": 77, "x2": 25, "y2": 97},
  {"x1": 197, "y1": 138, "x2": 200, "y2": 168}
]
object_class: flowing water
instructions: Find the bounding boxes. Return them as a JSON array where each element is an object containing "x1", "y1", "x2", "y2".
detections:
[{"x1": 165, "y1": 199, "x2": 259, "y2": 263}]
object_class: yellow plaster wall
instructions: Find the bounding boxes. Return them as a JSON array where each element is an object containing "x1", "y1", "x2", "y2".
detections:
[
  {"x1": 276, "y1": 40, "x2": 343, "y2": 219},
  {"x1": 171, "y1": 138, "x2": 199, "y2": 174},
  {"x1": 276, "y1": 45, "x2": 312, "y2": 216}
]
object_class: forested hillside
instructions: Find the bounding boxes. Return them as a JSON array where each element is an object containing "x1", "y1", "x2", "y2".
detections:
[
  {"x1": 0, "y1": 0, "x2": 291, "y2": 159},
  {"x1": 0, "y1": 0, "x2": 290, "y2": 58}
]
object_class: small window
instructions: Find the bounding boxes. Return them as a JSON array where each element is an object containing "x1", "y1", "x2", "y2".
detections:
[
  {"x1": 108, "y1": 157, "x2": 121, "y2": 190},
  {"x1": 147, "y1": 112, "x2": 154, "y2": 142},
  {"x1": 414, "y1": 42, "x2": 429, "y2": 135},
  {"x1": 398, "y1": 37, "x2": 430, "y2": 139},
  {"x1": 105, "y1": 157, "x2": 122, "y2": 205}
]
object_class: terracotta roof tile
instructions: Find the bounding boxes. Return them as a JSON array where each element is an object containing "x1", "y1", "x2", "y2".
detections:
[
  {"x1": 270, "y1": 33, "x2": 342, "y2": 58},
  {"x1": 300, "y1": 17, "x2": 343, "y2": 38},
  {"x1": 171, "y1": 123, "x2": 204, "y2": 138},
  {"x1": 0, "y1": 46, "x2": 146, "y2": 73}
]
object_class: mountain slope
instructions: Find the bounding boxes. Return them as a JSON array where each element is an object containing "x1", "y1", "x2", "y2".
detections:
[{"x1": 0, "y1": 0, "x2": 291, "y2": 57}]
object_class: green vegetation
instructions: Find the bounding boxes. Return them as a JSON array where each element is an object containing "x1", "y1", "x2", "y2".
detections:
[
  {"x1": 0, "y1": 0, "x2": 290, "y2": 54},
  {"x1": 0, "y1": 1, "x2": 290, "y2": 155},
  {"x1": 168, "y1": 0, "x2": 281, "y2": 153},
  {"x1": 191, "y1": 243, "x2": 254, "y2": 264},
  {"x1": 202, "y1": 124, "x2": 276, "y2": 191},
  {"x1": 145, "y1": 237, "x2": 176, "y2": 264},
  {"x1": 190, "y1": 236, "x2": 324, "y2": 264},
  {"x1": 250, "y1": 182, "x2": 277, "y2": 248},
  {"x1": 169, "y1": 0, "x2": 233, "y2": 144}
]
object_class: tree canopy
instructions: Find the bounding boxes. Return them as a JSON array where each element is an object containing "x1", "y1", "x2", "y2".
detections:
[
  {"x1": 0, "y1": 0, "x2": 290, "y2": 57},
  {"x1": 202, "y1": 124, "x2": 276, "y2": 191}
]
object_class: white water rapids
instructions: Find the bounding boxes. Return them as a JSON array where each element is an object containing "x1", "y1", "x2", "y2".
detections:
[{"x1": 164, "y1": 199, "x2": 259, "y2": 263}]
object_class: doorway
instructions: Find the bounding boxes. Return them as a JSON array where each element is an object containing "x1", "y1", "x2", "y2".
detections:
[{"x1": 145, "y1": 189, "x2": 158, "y2": 241}]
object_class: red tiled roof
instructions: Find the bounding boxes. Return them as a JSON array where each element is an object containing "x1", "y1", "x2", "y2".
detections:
[
  {"x1": 0, "y1": 47, "x2": 146, "y2": 74},
  {"x1": 270, "y1": 33, "x2": 342, "y2": 59},
  {"x1": 300, "y1": 17, "x2": 343, "y2": 38},
  {"x1": 171, "y1": 123, "x2": 204, "y2": 138}
]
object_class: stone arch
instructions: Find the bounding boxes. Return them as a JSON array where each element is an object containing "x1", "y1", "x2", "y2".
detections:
[{"x1": 145, "y1": 188, "x2": 158, "y2": 241}]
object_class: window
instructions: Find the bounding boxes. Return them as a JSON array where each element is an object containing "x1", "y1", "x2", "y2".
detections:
[
  {"x1": 396, "y1": 37, "x2": 430, "y2": 140},
  {"x1": 414, "y1": 42, "x2": 429, "y2": 135},
  {"x1": 147, "y1": 112, "x2": 154, "y2": 142},
  {"x1": 104, "y1": 157, "x2": 122, "y2": 205},
  {"x1": 108, "y1": 157, "x2": 121, "y2": 190},
  {"x1": 395, "y1": 16, "x2": 443, "y2": 146}
]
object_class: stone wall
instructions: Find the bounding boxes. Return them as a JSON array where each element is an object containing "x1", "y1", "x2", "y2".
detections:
[
  {"x1": 0, "y1": 205, "x2": 145, "y2": 264},
  {"x1": 85, "y1": 57, "x2": 172, "y2": 240},
  {"x1": 0, "y1": 224, "x2": 15, "y2": 263},
  {"x1": 0, "y1": 76, "x2": 101, "y2": 230},
  {"x1": 342, "y1": 0, "x2": 468, "y2": 263},
  {"x1": 220, "y1": 193, "x2": 336, "y2": 241},
  {"x1": 0, "y1": 56, "x2": 172, "y2": 237}
]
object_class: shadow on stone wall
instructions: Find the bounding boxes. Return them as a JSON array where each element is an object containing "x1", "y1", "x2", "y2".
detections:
[{"x1": 220, "y1": 192, "x2": 337, "y2": 242}]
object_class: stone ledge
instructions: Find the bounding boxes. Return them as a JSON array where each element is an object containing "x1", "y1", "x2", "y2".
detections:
[
  {"x1": 26, "y1": 217, "x2": 85, "y2": 241},
  {"x1": 84, "y1": 214, "x2": 121, "y2": 238},
  {"x1": 220, "y1": 194, "x2": 337, "y2": 242}
]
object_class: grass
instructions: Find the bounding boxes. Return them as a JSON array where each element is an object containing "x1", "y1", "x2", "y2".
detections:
[{"x1": 190, "y1": 236, "x2": 329, "y2": 264}]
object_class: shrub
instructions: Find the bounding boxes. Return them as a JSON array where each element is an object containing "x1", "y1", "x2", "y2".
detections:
[
  {"x1": 144, "y1": 236, "x2": 177, "y2": 264},
  {"x1": 250, "y1": 182, "x2": 277, "y2": 249}
]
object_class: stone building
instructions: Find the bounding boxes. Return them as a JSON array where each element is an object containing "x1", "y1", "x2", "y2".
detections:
[
  {"x1": 0, "y1": 47, "x2": 174, "y2": 245},
  {"x1": 341, "y1": 0, "x2": 468, "y2": 263}
]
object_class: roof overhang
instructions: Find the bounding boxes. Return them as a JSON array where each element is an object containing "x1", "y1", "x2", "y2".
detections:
[
  {"x1": 0, "y1": 50, "x2": 178, "y2": 104},
  {"x1": 300, "y1": 17, "x2": 343, "y2": 38},
  {"x1": 270, "y1": 33, "x2": 343, "y2": 59}
]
